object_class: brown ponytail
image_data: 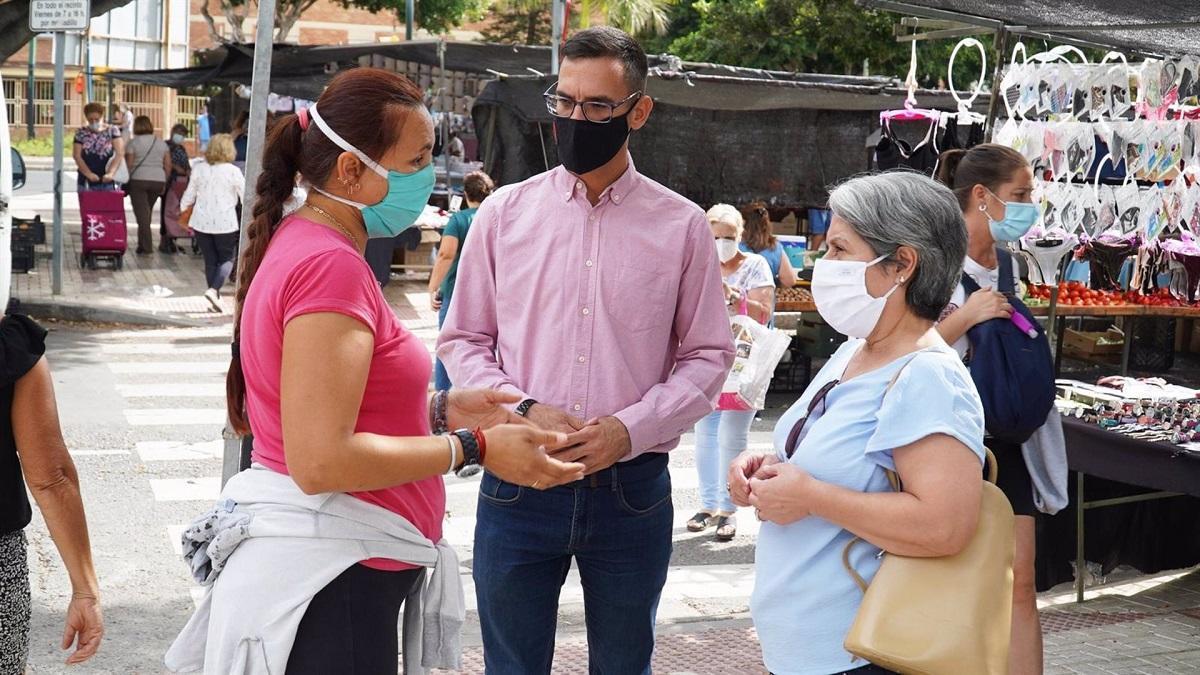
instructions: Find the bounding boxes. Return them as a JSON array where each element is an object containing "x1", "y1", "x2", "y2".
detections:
[
  {"x1": 742, "y1": 201, "x2": 774, "y2": 253},
  {"x1": 226, "y1": 67, "x2": 426, "y2": 435},
  {"x1": 935, "y1": 143, "x2": 1029, "y2": 211}
]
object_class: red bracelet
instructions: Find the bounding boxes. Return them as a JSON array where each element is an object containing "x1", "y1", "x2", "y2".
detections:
[{"x1": 472, "y1": 427, "x2": 488, "y2": 465}]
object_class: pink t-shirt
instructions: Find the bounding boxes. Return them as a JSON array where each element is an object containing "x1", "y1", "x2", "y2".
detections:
[{"x1": 240, "y1": 216, "x2": 444, "y2": 570}]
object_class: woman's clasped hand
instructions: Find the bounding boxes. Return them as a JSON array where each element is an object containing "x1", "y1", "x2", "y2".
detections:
[{"x1": 727, "y1": 451, "x2": 817, "y2": 525}]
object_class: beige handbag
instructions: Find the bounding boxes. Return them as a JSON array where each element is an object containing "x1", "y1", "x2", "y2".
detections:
[{"x1": 841, "y1": 448, "x2": 1015, "y2": 674}]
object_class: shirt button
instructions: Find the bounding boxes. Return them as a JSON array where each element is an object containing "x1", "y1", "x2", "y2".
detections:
[
  {"x1": 581, "y1": 307, "x2": 590, "y2": 316},
  {"x1": 612, "y1": 194, "x2": 621, "y2": 203},
  {"x1": 576, "y1": 182, "x2": 584, "y2": 190},
  {"x1": 585, "y1": 260, "x2": 594, "y2": 268},
  {"x1": 588, "y1": 214, "x2": 596, "y2": 222},
  {"x1": 578, "y1": 355, "x2": 586, "y2": 363},
  {"x1": 573, "y1": 404, "x2": 582, "y2": 412}
]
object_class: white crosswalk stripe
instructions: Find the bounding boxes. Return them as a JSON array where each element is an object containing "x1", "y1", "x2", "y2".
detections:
[
  {"x1": 138, "y1": 440, "x2": 224, "y2": 462},
  {"x1": 117, "y1": 383, "x2": 227, "y2": 398},
  {"x1": 125, "y1": 408, "x2": 227, "y2": 426},
  {"x1": 101, "y1": 343, "x2": 230, "y2": 355},
  {"x1": 150, "y1": 477, "x2": 222, "y2": 502},
  {"x1": 109, "y1": 361, "x2": 229, "y2": 375}
]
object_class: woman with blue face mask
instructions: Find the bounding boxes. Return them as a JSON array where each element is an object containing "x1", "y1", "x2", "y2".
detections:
[
  {"x1": 935, "y1": 143, "x2": 1047, "y2": 675},
  {"x1": 176, "y1": 68, "x2": 583, "y2": 674}
]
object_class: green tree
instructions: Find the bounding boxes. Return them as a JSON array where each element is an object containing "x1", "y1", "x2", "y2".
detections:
[
  {"x1": 661, "y1": 0, "x2": 987, "y2": 88},
  {"x1": 480, "y1": 0, "x2": 551, "y2": 45},
  {"x1": 573, "y1": 0, "x2": 673, "y2": 37},
  {"x1": 199, "y1": 0, "x2": 486, "y2": 44}
]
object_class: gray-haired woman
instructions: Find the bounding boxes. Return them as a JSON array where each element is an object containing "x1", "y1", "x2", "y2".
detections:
[{"x1": 729, "y1": 172, "x2": 988, "y2": 675}]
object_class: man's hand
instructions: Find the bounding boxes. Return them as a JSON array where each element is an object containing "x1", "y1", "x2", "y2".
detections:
[
  {"x1": 524, "y1": 403, "x2": 585, "y2": 435},
  {"x1": 551, "y1": 416, "x2": 632, "y2": 475},
  {"x1": 431, "y1": 292, "x2": 443, "y2": 311}
]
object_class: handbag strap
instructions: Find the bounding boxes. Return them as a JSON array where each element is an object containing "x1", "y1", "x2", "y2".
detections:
[
  {"x1": 129, "y1": 138, "x2": 159, "y2": 177},
  {"x1": 839, "y1": 353, "x2": 999, "y2": 592}
]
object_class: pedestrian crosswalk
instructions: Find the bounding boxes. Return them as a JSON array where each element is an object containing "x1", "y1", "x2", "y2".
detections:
[{"x1": 93, "y1": 317, "x2": 770, "y2": 632}]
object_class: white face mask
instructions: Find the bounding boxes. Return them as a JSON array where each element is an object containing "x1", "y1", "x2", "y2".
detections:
[
  {"x1": 172, "y1": 133, "x2": 186, "y2": 144},
  {"x1": 811, "y1": 254, "x2": 900, "y2": 339},
  {"x1": 715, "y1": 238, "x2": 740, "y2": 263},
  {"x1": 89, "y1": 121, "x2": 103, "y2": 132}
]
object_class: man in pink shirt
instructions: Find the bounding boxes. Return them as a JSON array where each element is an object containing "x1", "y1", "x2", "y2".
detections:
[{"x1": 437, "y1": 26, "x2": 734, "y2": 675}]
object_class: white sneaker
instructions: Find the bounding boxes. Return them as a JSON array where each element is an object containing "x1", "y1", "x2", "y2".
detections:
[{"x1": 204, "y1": 288, "x2": 222, "y2": 313}]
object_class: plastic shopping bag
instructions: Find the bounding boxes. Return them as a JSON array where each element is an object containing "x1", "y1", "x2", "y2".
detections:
[{"x1": 718, "y1": 313, "x2": 792, "y2": 411}]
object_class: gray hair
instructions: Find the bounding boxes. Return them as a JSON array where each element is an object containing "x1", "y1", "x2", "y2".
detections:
[{"x1": 827, "y1": 171, "x2": 967, "y2": 321}]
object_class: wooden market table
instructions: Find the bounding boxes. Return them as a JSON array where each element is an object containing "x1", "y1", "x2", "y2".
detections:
[{"x1": 1029, "y1": 304, "x2": 1200, "y2": 376}]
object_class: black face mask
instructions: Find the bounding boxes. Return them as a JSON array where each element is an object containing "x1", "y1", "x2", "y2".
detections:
[{"x1": 553, "y1": 111, "x2": 631, "y2": 175}]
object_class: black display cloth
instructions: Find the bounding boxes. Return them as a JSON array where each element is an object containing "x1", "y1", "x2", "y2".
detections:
[
  {"x1": 862, "y1": 0, "x2": 1200, "y2": 59},
  {"x1": 1035, "y1": 418, "x2": 1200, "y2": 591}
]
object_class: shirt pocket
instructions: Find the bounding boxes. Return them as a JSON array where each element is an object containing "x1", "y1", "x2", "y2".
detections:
[{"x1": 603, "y1": 262, "x2": 669, "y2": 334}]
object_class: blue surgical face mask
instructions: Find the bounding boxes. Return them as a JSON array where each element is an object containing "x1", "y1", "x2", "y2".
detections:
[
  {"x1": 984, "y1": 188, "x2": 1040, "y2": 242},
  {"x1": 307, "y1": 104, "x2": 435, "y2": 239}
]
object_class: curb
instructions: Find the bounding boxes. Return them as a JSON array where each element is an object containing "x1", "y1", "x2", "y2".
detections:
[
  {"x1": 22, "y1": 157, "x2": 73, "y2": 171},
  {"x1": 13, "y1": 298, "x2": 208, "y2": 328}
]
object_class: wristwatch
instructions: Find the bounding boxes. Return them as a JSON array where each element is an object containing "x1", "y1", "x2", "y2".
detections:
[
  {"x1": 453, "y1": 428, "x2": 484, "y2": 478},
  {"x1": 515, "y1": 398, "x2": 538, "y2": 418}
]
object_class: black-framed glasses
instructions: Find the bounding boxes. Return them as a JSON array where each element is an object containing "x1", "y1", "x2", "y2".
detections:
[
  {"x1": 784, "y1": 379, "x2": 839, "y2": 459},
  {"x1": 543, "y1": 85, "x2": 643, "y2": 123}
]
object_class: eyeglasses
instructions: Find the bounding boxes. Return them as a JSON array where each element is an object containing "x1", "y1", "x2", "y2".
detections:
[
  {"x1": 784, "y1": 379, "x2": 839, "y2": 459},
  {"x1": 543, "y1": 85, "x2": 643, "y2": 123}
]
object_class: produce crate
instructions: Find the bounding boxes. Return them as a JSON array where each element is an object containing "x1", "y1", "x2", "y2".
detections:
[
  {"x1": 12, "y1": 243, "x2": 36, "y2": 273},
  {"x1": 1062, "y1": 328, "x2": 1123, "y2": 364},
  {"x1": 794, "y1": 315, "x2": 846, "y2": 358},
  {"x1": 12, "y1": 214, "x2": 45, "y2": 246}
]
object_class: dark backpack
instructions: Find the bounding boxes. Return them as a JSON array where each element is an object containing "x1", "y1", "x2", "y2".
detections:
[{"x1": 960, "y1": 248, "x2": 1055, "y2": 445}]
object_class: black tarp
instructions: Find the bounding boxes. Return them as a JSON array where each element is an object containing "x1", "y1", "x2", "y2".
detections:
[
  {"x1": 861, "y1": 0, "x2": 1200, "y2": 58},
  {"x1": 103, "y1": 41, "x2": 564, "y2": 100},
  {"x1": 473, "y1": 73, "x2": 974, "y2": 208}
]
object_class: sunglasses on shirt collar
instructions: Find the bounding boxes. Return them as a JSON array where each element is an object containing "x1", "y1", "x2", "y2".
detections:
[{"x1": 783, "y1": 379, "x2": 839, "y2": 459}]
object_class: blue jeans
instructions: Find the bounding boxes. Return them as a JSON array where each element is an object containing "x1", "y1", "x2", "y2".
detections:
[
  {"x1": 473, "y1": 454, "x2": 674, "y2": 674},
  {"x1": 694, "y1": 409, "x2": 756, "y2": 514},
  {"x1": 434, "y1": 300, "x2": 451, "y2": 391}
]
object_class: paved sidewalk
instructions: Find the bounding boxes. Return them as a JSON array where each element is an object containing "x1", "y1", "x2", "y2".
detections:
[
  {"x1": 12, "y1": 186, "x2": 1200, "y2": 672},
  {"x1": 9, "y1": 190, "x2": 425, "y2": 326}
]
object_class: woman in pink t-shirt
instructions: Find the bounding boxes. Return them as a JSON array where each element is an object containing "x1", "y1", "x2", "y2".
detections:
[{"x1": 222, "y1": 68, "x2": 584, "y2": 672}]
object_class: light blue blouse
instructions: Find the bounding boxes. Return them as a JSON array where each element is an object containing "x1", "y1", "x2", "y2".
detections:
[{"x1": 751, "y1": 339, "x2": 985, "y2": 675}]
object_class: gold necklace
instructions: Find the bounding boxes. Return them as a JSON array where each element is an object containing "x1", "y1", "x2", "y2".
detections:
[{"x1": 305, "y1": 202, "x2": 360, "y2": 246}]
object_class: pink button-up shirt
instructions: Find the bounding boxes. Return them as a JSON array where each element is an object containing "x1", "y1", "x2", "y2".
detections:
[{"x1": 437, "y1": 159, "x2": 735, "y2": 458}]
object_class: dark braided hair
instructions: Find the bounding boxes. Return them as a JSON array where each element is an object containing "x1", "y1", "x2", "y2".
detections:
[{"x1": 226, "y1": 67, "x2": 425, "y2": 435}]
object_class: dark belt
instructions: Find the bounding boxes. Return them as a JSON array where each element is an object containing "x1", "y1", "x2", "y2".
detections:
[{"x1": 567, "y1": 452, "x2": 668, "y2": 489}]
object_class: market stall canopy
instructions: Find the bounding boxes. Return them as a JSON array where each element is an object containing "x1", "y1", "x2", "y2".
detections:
[
  {"x1": 861, "y1": 0, "x2": 1200, "y2": 58},
  {"x1": 485, "y1": 60, "x2": 967, "y2": 120},
  {"x1": 101, "y1": 41, "x2": 564, "y2": 99},
  {"x1": 475, "y1": 69, "x2": 978, "y2": 207}
]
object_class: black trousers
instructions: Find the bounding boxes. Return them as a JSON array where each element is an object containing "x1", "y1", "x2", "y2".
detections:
[
  {"x1": 193, "y1": 231, "x2": 239, "y2": 292},
  {"x1": 286, "y1": 563, "x2": 423, "y2": 674}
]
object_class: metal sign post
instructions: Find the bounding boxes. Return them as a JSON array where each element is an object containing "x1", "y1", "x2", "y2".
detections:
[
  {"x1": 224, "y1": 0, "x2": 277, "y2": 486},
  {"x1": 31, "y1": 1, "x2": 89, "y2": 298},
  {"x1": 551, "y1": 0, "x2": 566, "y2": 75},
  {"x1": 50, "y1": 32, "x2": 66, "y2": 296}
]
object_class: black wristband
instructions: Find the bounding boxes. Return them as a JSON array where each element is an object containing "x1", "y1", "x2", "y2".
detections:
[
  {"x1": 515, "y1": 398, "x2": 538, "y2": 417},
  {"x1": 453, "y1": 428, "x2": 483, "y2": 478}
]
